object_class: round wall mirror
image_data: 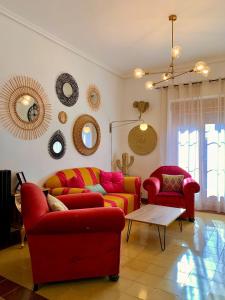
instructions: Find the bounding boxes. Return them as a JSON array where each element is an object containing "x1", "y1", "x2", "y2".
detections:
[
  {"x1": 16, "y1": 95, "x2": 39, "y2": 123},
  {"x1": 73, "y1": 114, "x2": 100, "y2": 156},
  {"x1": 48, "y1": 130, "x2": 66, "y2": 159},
  {"x1": 0, "y1": 76, "x2": 51, "y2": 140},
  {"x1": 56, "y1": 73, "x2": 79, "y2": 107}
]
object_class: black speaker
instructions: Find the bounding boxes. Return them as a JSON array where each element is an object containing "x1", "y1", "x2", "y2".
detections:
[{"x1": 0, "y1": 170, "x2": 11, "y2": 247}]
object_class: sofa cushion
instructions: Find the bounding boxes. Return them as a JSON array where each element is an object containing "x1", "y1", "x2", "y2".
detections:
[
  {"x1": 100, "y1": 171, "x2": 124, "y2": 193},
  {"x1": 85, "y1": 184, "x2": 107, "y2": 195},
  {"x1": 162, "y1": 174, "x2": 184, "y2": 192},
  {"x1": 66, "y1": 176, "x2": 85, "y2": 188},
  {"x1": 103, "y1": 193, "x2": 137, "y2": 214},
  {"x1": 47, "y1": 194, "x2": 68, "y2": 211}
]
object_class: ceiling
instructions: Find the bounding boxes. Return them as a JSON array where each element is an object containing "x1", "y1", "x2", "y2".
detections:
[{"x1": 1, "y1": 0, "x2": 225, "y2": 76}]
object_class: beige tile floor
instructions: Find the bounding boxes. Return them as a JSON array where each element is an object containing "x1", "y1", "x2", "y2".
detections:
[{"x1": 0, "y1": 211, "x2": 225, "y2": 300}]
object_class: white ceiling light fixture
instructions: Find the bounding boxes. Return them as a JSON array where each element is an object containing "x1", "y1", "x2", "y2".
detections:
[{"x1": 134, "y1": 14, "x2": 210, "y2": 89}]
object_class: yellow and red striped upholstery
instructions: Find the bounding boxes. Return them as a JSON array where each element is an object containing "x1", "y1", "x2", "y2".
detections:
[{"x1": 44, "y1": 167, "x2": 141, "y2": 214}]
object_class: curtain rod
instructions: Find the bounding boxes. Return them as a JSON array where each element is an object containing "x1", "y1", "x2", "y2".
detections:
[{"x1": 155, "y1": 77, "x2": 225, "y2": 90}]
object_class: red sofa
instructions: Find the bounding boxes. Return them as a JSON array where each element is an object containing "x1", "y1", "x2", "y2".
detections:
[
  {"x1": 143, "y1": 166, "x2": 200, "y2": 221},
  {"x1": 21, "y1": 183, "x2": 125, "y2": 290}
]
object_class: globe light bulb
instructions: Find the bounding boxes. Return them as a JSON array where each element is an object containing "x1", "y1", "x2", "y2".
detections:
[
  {"x1": 194, "y1": 61, "x2": 207, "y2": 73},
  {"x1": 145, "y1": 81, "x2": 154, "y2": 90},
  {"x1": 83, "y1": 126, "x2": 90, "y2": 133},
  {"x1": 134, "y1": 68, "x2": 145, "y2": 79},
  {"x1": 171, "y1": 45, "x2": 182, "y2": 59},
  {"x1": 162, "y1": 73, "x2": 171, "y2": 81},
  {"x1": 202, "y1": 65, "x2": 210, "y2": 77},
  {"x1": 21, "y1": 95, "x2": 32, "y2": 106},
  {"x1": 139, "y1": 122, "x2": 148, "y2": 131}
]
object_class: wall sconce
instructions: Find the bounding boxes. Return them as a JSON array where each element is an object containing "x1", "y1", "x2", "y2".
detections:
[{"x1": 109, "y1": 101, "x2": 149, "y2": 169}]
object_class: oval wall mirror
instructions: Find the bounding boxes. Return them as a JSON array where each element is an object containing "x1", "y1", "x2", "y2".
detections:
[
  {"x1": 48, "y1": 130, "x2": 66, "y2": 159},
  {"x1": 73, "y1": 114, "x2": 100, "y2": 156},
  {"x1": 55, "y1": 73, "x2": 79, "y2": 107},
  {"x1": 0, "y1": 76, "x2": 51, "y2": 140},
  {"x1": 82, "y1": 122, "x2": 97, "y2": 148}
]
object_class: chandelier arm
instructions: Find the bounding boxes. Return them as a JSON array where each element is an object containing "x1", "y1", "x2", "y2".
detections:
[
  {"x1": 171, "y1": 16, "x2": 174, "y2": 77},
  {"x1": 153, "y1": 69, "x2": 194, "y2": 86}
]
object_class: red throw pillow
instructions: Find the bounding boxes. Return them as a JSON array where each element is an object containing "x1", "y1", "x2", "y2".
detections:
[
  {"x1": 66, "y1": 176, "x2": 85, "y2": 188},
  {"x1": 100, "y1": 171, "x2": 124, "y2": 193}
]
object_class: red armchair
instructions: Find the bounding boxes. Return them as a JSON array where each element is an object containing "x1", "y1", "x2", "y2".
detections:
[
  {"x1": 143, "y1": 166, "x2": 200, "y2": 221},
  {"x1": 21, "y1": 183, "x2": 125, "y2": 290}
]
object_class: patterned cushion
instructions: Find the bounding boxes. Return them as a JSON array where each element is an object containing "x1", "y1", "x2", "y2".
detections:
[
  {"x1": 162, "y1": 174, "x2": 184, "y2": 192},
  {"x1": 47, "y1": 194, "x2": 68, "y2": 211}
]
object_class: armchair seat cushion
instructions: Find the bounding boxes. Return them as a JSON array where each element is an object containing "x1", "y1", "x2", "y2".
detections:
[{"x1": 154, "y1": 192, "x2": 185, "y2": 208}]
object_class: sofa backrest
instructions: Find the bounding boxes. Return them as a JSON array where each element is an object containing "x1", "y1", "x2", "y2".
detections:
[
  {"x1": 44, "y1": 167, "x2": 101, "y2": 189},
  {"x1": 151, "y1": 165, "x2": 191, "y2": 188}
]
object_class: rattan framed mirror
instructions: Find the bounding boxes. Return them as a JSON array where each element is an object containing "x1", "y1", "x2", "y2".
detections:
[
  {"x1": 0, "y1": 76, "x2": 51, "y2": 140},
  {"x1": 73, "y1": 114, "x2": 101, "y2": 156}
]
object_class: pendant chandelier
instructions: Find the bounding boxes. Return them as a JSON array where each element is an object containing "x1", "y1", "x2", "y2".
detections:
[{"x1": 133, "y1": 14, "x2": 210, "y2": 89}]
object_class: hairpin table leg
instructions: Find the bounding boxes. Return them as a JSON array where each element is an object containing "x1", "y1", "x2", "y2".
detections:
[
  {"x1": 126, "y1": 220, "x2": 133, "y2": 242},
  {"x1": 157, "y1": 225, "x2": 166, "y2": 251},
  {"x1": 178, "y1": 219, "x2": 183, "y2": 232}
]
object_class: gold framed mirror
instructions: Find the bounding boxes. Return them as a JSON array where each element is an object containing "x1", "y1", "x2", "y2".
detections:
[
  {"x1": 0, "y1": 76, "x2": 51, "y2": 140},
  {"x1": 73, "y1": 114, "x2": 101, "y2": 155}
]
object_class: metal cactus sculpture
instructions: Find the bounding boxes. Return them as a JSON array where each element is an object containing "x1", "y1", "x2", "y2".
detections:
[{"x1": 116, "y1": 152, "x2": 134, "y2": 176}]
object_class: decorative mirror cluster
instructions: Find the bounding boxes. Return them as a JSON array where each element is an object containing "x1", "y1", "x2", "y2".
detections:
[
  {"x1": 87, "y1": 85, "x2": 101, "y2": 111},
  {"x1": 58, "y1": 111, "x2": 68, "y2": 124},
  {"x1": 56, "y1": 73, "x2": 79, "y2": 107},
  {"x1": 128, "y1": 125, "x2": 157, "y2": 155},
  {"x1": 73, "y1": 114, "x2": 100, "y2": 156},
  {"x1": 48, "y1": 130, "x2": 66, "y2": 159},
  {"x1": 0, "y1": 76, "x2": 51, "y2": 140}
]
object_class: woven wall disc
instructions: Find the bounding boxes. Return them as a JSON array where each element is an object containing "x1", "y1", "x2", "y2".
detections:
[{"x1": 128, "y1": 125, "x2": 157, "y2": 155}]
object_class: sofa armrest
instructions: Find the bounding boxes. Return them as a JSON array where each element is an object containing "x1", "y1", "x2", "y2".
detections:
[
  {"x1": 143, "y1": 177, "x2": 160, "y2": 198},
  {"x1": 49, "y1": 187, "x2": 89, "y2": 196},
  {"x1": 123, "y1": 176, "x2": 141, "y2": 195},
  {"x1": 57, "y1": 192, "x2": 104, "y2": 209},
  {"x1": 183, "y1": 178, "x2": 200, "y2": 195},
  {"x1": 28, "y1": 207, "x2": 125, "y2": 235}
]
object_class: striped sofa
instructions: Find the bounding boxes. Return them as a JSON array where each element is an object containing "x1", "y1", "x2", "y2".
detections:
[{"x1": 44, "y1": 167, "x2": 141, "y2": 214}]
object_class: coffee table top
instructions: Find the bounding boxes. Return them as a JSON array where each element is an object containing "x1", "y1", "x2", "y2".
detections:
[{"x1": 125, "y1": 204, "x2": 186, "y2": 226}]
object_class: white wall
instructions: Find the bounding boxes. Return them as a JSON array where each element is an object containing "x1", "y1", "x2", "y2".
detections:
[
  {"x1": 121, "y1": 58, "x2": 225, "y2": 196},
  {"x1": 0, "y1": 13, "x2": 124, "y2": 188}
]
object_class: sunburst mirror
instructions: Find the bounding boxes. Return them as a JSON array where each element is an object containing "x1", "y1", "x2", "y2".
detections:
[
  {"x1": 87, "y1": 85, "x2": 101, "y2": 111},
  {"x1": 0, "y1": 76, "x2": 51, "y2": 140}
]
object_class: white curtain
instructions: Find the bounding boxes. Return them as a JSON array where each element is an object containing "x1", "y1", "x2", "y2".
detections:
[{"x1": 161, "y1": 80, "x2": 225, "y2": 213}]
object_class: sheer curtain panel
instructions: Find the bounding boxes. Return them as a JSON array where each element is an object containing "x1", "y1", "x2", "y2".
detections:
[{"x1": 161, "y1": 80, "x2": 225, "y2": 212}]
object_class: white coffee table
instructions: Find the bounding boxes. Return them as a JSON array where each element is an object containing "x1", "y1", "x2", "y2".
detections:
[{"x1": 125, "y1": 204, "x2": 186, "y2": 251}]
